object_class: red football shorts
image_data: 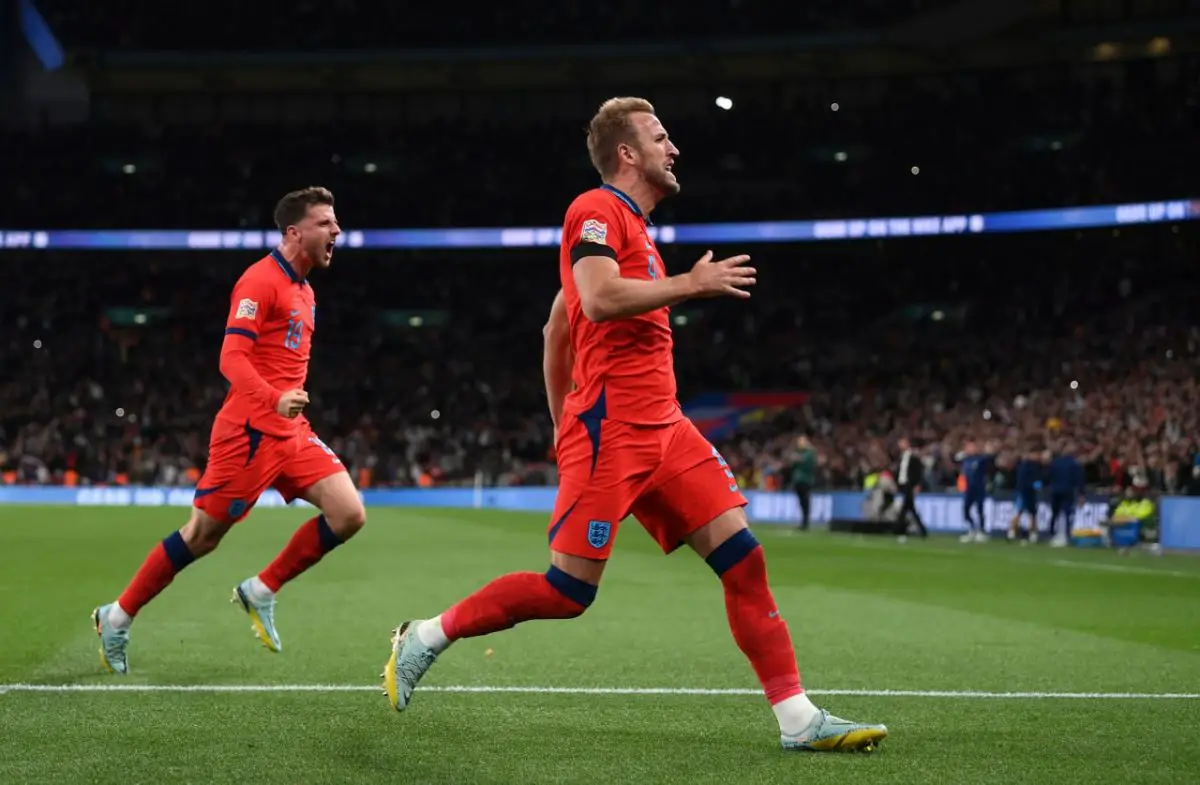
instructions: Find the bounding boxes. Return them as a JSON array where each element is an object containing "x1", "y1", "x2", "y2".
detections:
[
  {"x1": 193, "y1": 417, "x2": 347, "y2": 524},
  {"x1": 548, "y1": 414, "x2": 748, "y2": 560}
]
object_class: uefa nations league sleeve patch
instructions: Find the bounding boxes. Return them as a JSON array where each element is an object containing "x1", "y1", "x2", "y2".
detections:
[
  {"x1": 580, "y1": 219, "x2": 608, "y2": 245},
  {"x1": 235, "y1": 298, "x2": 259, "y2": 320}
]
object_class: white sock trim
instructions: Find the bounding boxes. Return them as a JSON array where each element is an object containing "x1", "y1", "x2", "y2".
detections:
[
  {"x1": 246, "y1": 576, "x2": 275, "y2": 603},
  {"x1": 773, "y1": 692, "x2": 820, "y2": 737},
  {"x1": 416, "y1": 616, "x2": 451, "y2": 653},
  {"x1": 108, "y1": 602, "x2": 132, "y2": 629}
]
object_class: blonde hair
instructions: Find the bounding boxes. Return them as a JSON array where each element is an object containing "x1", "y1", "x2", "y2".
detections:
[{"x1": 586, "y1": 96, "x2": 656, "y2": 179}]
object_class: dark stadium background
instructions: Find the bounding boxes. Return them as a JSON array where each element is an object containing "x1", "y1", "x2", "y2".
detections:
[{"x1": 2, "y1": 0, "x2": 1197, "y2": 499}]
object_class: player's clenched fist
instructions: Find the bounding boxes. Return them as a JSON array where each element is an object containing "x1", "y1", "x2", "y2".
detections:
[
  {"x1": 277, "y1": 389, "x2": 310, "y2": 418},
  {"x1": 685, "y1": 250, "x2": 756, "y2": 299}
]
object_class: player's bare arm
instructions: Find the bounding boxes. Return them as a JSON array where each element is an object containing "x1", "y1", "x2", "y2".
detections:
[
  {"x1": 542, "y1": 289, "x2": 574, "y2": 438},
  {"x1": 573, "y1": 250, "x2": 756, "y2": 323}
]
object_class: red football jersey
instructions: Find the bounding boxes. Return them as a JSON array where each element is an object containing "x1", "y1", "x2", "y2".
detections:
[
  {"x1": 216, "y1": 250, "x2": 316, "y2": 437},
  {"x1": 559, "y1": 185, "x2": 682, "y2": 426}
]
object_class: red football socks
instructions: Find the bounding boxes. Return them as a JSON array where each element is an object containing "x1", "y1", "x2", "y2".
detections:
[
  {"x1": 259, "y1": 515, "x2": 343, "y2": 592},
  {"x1": 441, "y1": 569, "x2": 592, "y2": 641},
  {"x1": 114, "y1": 516, "x2": 344, "y2": 618},
  {"x1": 712, "y1": 532, "x2": 804, "y2": 704},
  {"x1": 117, "y1": 530, "x2": 195, "y2": 617}
]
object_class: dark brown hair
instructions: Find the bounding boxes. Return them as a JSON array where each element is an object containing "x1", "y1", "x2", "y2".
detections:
[{"x1": 273, "y1": 186, "x2": 335, "y2": 233}]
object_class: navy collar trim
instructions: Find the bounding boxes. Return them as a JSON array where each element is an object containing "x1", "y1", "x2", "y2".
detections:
[
  {"x1": 270, "y1": 249, "x2": 306, "y2": 285},
  {"x1": 600, "y1": 184, "x2": 653, "y2": 226}
]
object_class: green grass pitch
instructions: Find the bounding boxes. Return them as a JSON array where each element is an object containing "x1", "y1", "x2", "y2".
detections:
[{"x1": 2, "y1": 505, "x2": 1199, "y2": 784}]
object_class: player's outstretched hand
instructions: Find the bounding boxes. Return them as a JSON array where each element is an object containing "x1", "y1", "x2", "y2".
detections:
[
  {"x1": 277, "y1": 389, "x2": 310, "y2": 418},
  {"x1": 686, "y1": 250, "x2": 756, "y2": 299}
]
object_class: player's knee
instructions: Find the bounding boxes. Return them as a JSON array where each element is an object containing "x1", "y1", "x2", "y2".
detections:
[
  {"x1": 327, "y1": 502, "x2": 366, "y2": 539},
  {"x1": 348, "y1": 504, "x2": 367, "y2": 534},
  {"x1": 704, "y1": 528, "x2": 763, "y2": 579},
  {"x1": 310, "y1": 474, "x2": 366, "y2": 540},
  {"x1": 180, "y1": 508, "x2": 230, "y2": 556},
  {"x1": 544, "y1": 566, "x2": 597, "y2": 616}
]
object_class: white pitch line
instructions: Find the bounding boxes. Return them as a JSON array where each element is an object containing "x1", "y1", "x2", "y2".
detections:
[
  {"x1": 1, "y1": 684, "x2": 1198, "y2": 699},
  {"x1": 1048, "y1": 560, "x2": 1198, "y2": 579}
]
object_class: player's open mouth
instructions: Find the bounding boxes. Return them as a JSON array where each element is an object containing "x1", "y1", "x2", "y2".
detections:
[{"x1": 325, "y1": 242, "x2": 335, "y2": 255}]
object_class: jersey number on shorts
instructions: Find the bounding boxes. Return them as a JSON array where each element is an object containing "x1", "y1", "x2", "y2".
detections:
[
  {"x1": 712, "y1": 446, "x2": 739, "y2": 493},
  {"x1": 308, "y1": 435, "x2": 339, "y2": 462},
  {"x1": 285, "y1": 310, "x2": 304, "y2": 351}
]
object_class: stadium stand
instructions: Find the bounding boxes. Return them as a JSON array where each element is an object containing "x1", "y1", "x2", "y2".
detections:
[
  {"x1": 4, "y1": 57, "x2": 1197, "y2": 228},
  {"x1": 3, "y1": 1, "x2": 1198, "y2": 499},
  {"x1": 3, "y1": 225, "x2": 1196, "y2": 493},
  {"x1": 34, "y1": 1, "x2": 957, "y2": 50}
]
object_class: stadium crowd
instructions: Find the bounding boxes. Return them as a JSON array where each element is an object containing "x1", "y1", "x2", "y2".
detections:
[
  {"x1": 2, "y1": 223, "x2": 1196, "y2": 495},
  {"x1": 3, "y1": 36, "x2": 1198, "y2": 497}
]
